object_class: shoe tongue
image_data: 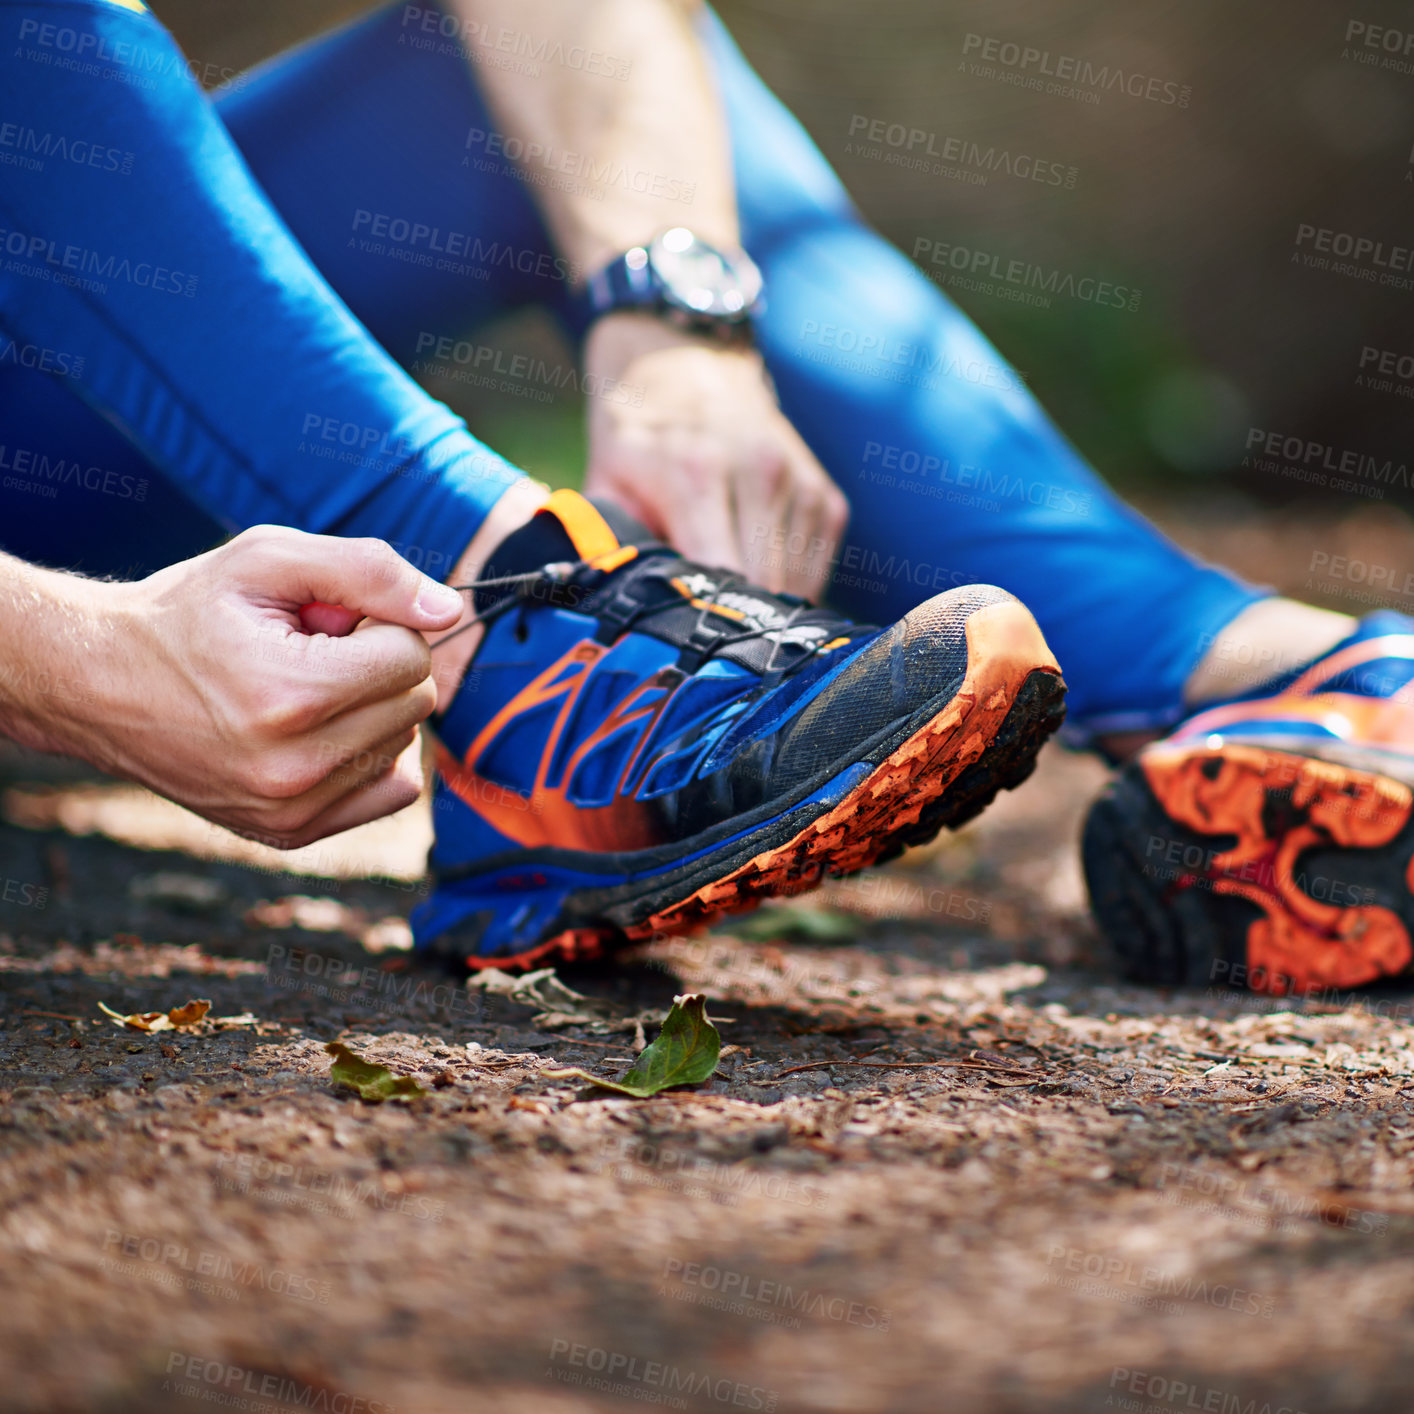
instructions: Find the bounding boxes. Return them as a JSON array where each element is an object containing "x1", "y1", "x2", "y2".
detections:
[{"x1": 475, "y1": 488, "x2": 653, "y2": 613}]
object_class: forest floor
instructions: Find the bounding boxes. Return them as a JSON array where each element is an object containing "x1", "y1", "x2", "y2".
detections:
[{"x1": 3, "y1": 503, "x2": 1413, "y2": 1414}]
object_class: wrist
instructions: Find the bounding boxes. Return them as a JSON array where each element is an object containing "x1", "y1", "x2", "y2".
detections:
[
  {"x1": 0, "y1": 565, "x2": 135, "y2": 763},
  {"x1": 584, "y1": 310, "x2": 762, "y2": 378}
]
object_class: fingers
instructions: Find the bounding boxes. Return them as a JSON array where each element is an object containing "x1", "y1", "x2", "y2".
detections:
[
  {"x1": 229, "y1": 526, "x2": 464, "y2": 632},
  {"x1": 228, "y1": 725, "x2": 424, "y2": 850},
  {"x1": 779, "y1": 432, "x2": 848, "y2": 601},
  {"x1": 312, "y1": 677, "x2": 439, "y2": 777},
  {"x1": 252, "y1": 671, "x2": 435, "y2": 811},
  {"x1": 657, "y1": 450, "x2": 743, "y2": 575},
  {"x1": 262, "y1": 734, "x2": 427, "y2": 849},
  {"x1": 735, "y1": 451, "x2": 792, "y2": 594},
  {"x1": 247, "y1": 619, "x2": 435, "y2": 725}
]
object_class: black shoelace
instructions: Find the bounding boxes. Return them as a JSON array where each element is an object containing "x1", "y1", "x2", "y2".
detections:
[{"x1": 431, "y1": 555, "x2": 867, "y2": 681}]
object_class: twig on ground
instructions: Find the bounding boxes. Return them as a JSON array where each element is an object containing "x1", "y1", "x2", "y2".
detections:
[{"x1": 760, "y1": 1055, "x2": 1047, "y2": 1083}]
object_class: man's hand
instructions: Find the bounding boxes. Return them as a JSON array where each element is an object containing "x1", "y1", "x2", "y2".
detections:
[
  {"x1": 0, "y1": 528, "x2": 464, "y2": 849},
  {"x1": 583, "y1": 313, "x2": 848, "y2": 598}
]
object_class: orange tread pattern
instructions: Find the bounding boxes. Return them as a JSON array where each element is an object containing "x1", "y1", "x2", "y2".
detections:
[{"x1": 1141, "y1": 744, "x2": 1414, "y2": 993}]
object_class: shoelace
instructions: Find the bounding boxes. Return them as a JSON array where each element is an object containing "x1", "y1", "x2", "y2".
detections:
[
  {"x1": 427, "y1": 566, "x2": 579, "y2": 652},
  {"x1": 430, "y1": 555, "x2": 867, "y2": 680}
]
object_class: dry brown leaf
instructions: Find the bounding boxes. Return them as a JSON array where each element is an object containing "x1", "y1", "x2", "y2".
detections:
[{"x1": 97, "y1": 998, "x2": 211, "y2": 1033}]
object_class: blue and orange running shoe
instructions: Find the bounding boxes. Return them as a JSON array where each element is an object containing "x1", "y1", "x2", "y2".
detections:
[
  {"x1": 1084, "y1": 611, "x2": 1414, "y2": 996},
  {"x1": 413, "y1": 490, "x2": 1066, "y2": 969}
]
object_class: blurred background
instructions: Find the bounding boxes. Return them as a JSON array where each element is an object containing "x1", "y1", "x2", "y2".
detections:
[{"x1": 154, "y1": 0, "x2": 1414, "y2": 603}]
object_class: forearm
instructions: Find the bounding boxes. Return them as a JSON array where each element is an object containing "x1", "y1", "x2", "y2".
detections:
[
  {"x1": 452, "y1": 0, "x2": 738, "y2": 273},
  {"x1": 0, "y1": 553, "x2": 124, "y2": 762}
]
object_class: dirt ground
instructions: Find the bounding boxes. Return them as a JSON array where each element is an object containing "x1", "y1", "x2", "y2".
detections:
[{"x1": 5, "y1": 506, "x2": 1414, "y2": 1414}]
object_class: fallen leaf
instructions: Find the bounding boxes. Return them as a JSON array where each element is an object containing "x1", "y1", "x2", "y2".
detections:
[
  {"x1": 545, "y1": 994, "x2": 720, "y2": 1097},
  {"x1": 735, "y1": 906, "x2": 857, "y2": 943},
  {"x1": 97, "y1": 998, "x2": 211, "y2": 1033},
  {"x1": 325, "y1": 1042, "x2": 427, "y2": 1102}
]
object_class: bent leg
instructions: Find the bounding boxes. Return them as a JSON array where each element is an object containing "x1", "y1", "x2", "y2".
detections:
[
  {"x1": 0, "y1": 0, "x2": 525, "y2": 579},
  {"x1": 697, "y1": 12, "x2": 1266, "y2": 739},
  {"x1": 213, "y1": 2, "x2": 565, "y2": 363}
]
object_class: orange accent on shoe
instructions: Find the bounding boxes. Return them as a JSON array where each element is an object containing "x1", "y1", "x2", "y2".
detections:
[
  {"x1": 588, "y1": 544, "x2": 639, "y2": 573},
  {"x1": 1140, "y1": 744, "x2": 1414, "y2": 994},
  {"x1": 463, "y1": 929, "x2": 607, "y2": 971},
  {"x1": 540, "y1": 487, "x2": 621, "y2": 561},
  {"x1": 667, "y1": 576, "x2": 754, "y2": 622},
  {"x1": 436, "y1": 640, "x2": 677, "y2": 852},
  {"x1": 1177, "y1": 692, "x2": 1414, "y2": 754}
]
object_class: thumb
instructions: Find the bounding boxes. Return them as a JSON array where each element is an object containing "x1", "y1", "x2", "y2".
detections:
[{"x1": 239, "y1": 529, "x2": 465, "y2": 631}]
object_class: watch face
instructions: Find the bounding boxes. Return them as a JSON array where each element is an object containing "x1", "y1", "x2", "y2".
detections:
[{"x1": 648, "y1": 227, "x2": 762, "y2": 321}]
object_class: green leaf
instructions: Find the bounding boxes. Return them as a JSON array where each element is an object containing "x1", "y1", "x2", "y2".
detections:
[
  {"x1": 325, "y1": 1042, "x2": 427, "y2": 1102},
  {"x1": 545, "y1": 993, "x2": 720, "y2": 1097},
  {"x1": 734, "y1": 906, "x2": 857, "y2": 943}
]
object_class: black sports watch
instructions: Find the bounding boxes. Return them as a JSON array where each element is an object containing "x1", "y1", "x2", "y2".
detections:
[{"x1": 576, "y1": 227, "x2": 764, "y2": 343}]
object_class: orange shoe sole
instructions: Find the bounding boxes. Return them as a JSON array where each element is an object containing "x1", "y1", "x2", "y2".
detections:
[
  {"x1": 1084, "y1": 741, "x2": 1414, "y2": 995},
  {"x1": 465, "y1": 598, "x2": 1066, "y2": 972}
]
